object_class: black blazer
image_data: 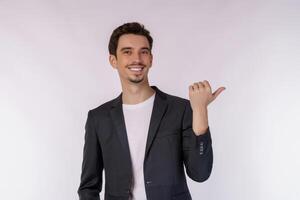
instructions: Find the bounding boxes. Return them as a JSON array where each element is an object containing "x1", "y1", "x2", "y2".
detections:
[{"x1": 78, "y1": 85, "x2": 213, "y2": 200}]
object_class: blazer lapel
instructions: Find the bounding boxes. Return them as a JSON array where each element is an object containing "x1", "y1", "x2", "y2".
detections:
[
  {"x1": 109, "y1": 85, "x2": 168, "y2": 161},
  {"x1": 109, "y1": 93, "x2": 132, "y2": 164},
  {"x1": 145, "y1": 86, "x2": 168, "y2": 157}
]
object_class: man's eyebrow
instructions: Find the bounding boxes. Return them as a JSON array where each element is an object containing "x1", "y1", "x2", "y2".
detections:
[
  {"x1": 119, "y1": 47, "x2": 151, "y2": 51},
  {"x1": 120, "y1": 47, "x2": 132, "y2": 51},
  {"x1": 140, "y1": 47, "x2": 151, "y2": 51}
]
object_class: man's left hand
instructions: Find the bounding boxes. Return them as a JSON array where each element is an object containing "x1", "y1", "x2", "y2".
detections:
[{"x1": 188, "y1": 80, "x2": 225, "y2": 135}]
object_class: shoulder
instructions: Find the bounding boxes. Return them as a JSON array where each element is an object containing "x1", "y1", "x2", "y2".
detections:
[
  {"x1": 87, "y1": 87, "x2": 192, "y2": 115},
  {"x1": 87, "y1": 98, "x2": 117, "y2": 118},
  {"x1": 159, "y1": 90, "x2": 191, "y2": 110}
]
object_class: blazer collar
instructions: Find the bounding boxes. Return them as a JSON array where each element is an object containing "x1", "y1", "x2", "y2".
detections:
[
  {"x1": 109, "y1": 85, "x2": 168, "y2": 160},
  {"x1": 111, "y1": 85, "x2": 167, "y2": 108}
]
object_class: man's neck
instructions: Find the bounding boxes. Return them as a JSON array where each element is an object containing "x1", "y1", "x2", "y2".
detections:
[{"x1": 121, "y1": 84, "x2": 155, "y2": 105}]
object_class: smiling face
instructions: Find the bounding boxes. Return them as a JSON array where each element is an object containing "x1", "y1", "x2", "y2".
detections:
[{"x1": 109, "y1": 34, "x2": 153, "y2": 85}]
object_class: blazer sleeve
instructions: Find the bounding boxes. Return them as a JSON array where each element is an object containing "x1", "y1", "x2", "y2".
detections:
[
  {"x1": 78, "y1": 110, "x2": 103, "y2": 200},
  {"x1": 182, "y1": 101, "x2": 213, "y2": 182}
]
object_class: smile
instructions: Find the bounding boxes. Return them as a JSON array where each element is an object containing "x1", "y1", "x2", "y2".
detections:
[{"x1": 128, "y1": 66, "x2": 144, "y2": 72}]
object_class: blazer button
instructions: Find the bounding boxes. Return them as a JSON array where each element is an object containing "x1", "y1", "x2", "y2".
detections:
[
  {"x1": 146, "y1": 180, "x2": 152, "y2": 184},
  {"x1": 199, "y1": 146, "x2": 204, "y2": 155}
]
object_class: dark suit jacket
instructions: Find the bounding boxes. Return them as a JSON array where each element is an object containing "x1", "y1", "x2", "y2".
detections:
[{"x1": 78, "y1": 85, "x2": 213, "y2": 200}]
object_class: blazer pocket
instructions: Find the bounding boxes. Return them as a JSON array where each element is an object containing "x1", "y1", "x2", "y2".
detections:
[
  {"x1": 172, "y1": 191, "x2": 191, "y2": 200},
  {"x1": 107, "y1": 193, "x2": 128, "y2": 200},
  {"x1": 156, "y1": 128, "x2": 181, "y2": 139}
]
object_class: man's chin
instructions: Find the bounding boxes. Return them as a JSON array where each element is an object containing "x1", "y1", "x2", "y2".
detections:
[{"x1": 129, "y1": 78, "x2": 144, "y2": 84}]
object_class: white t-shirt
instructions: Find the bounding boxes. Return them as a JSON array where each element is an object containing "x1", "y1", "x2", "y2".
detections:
[{"x1": 122, "y1": 92, "x2": 156, "y2": 200}]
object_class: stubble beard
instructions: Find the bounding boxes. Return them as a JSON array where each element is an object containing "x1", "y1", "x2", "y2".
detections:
[{"x1": 129, "y1": 76, "x2": 144, "y2": 84}]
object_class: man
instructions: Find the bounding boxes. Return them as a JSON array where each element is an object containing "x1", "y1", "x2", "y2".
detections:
[{"x1": 78, "y1": 22, "x2": 225, "y2": 200}]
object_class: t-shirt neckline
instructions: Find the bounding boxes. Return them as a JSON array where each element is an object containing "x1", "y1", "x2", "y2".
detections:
[{"x1": 122, "y1": 92, "x2": 156, "y2": 109}]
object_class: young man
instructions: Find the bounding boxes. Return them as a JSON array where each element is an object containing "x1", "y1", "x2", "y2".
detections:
[{"x1": 78, "y1": 22, "x2": 225, "y2": 200}]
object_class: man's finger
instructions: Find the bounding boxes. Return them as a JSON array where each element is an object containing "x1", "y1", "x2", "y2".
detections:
[
  {"x1": 212, "y1": 87, "x2": 226, "y2": 99},
  {"x1": 203, "y1": 80, "x2": 211, "y2": 92}
]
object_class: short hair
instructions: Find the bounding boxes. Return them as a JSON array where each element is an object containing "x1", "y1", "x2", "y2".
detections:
[{"x1": 108, "y1": 22, "x2": 153, "y2": 57}]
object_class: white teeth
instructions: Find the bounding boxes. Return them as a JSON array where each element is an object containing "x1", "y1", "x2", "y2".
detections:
[
  {"x1": 129, "y1": 67, "x2": 143, "y2": 71},
  {"x1": 130, "y1": 68, "x2": 142, "y2": 71}
]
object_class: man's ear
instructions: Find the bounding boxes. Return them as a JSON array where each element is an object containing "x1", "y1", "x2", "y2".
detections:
[{"x1": 109, "y1": 54, "x2": 117, "y2": 69}]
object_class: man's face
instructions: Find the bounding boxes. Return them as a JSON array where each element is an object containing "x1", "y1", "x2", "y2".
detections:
[{"x1": 109, "y1": 34, "x2": 153, "y2": 84}]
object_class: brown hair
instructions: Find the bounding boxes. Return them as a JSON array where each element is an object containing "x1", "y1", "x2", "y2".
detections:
[{"x1": 108, "y1": 22, "x2": 153, "y2": 57}]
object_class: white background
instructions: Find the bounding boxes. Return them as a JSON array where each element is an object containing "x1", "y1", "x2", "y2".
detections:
[{"x1": 0, "y1": 0, "x2": 299, "y2": 199}]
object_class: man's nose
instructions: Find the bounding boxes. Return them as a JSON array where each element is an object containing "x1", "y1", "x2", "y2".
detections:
[{"x1": 131, "y1": 52, "x2": 142, "y2": 63}]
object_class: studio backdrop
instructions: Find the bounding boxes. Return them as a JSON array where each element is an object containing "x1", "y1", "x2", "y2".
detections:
[{"x1": 0, "y1": 0, "x2": 299, "y2": 200}]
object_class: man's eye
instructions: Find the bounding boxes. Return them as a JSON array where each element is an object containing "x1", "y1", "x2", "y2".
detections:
[
  {"x1": 123, "y1": 51, "x2": 130, "y2": 54},
  {"x1": 142, "y1": 51, "x2": 149, "y2": 54}
]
